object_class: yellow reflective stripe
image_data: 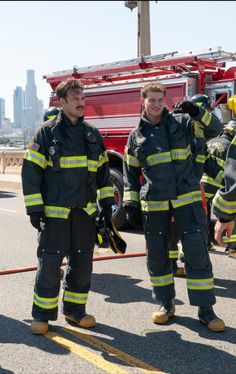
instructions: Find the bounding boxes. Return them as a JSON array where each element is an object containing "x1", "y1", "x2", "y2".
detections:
[
  {"x1": 24, "y1": 149, "x2": 47, "y2": 169},
  {"x1": 215, "y1": 170, "x2": 224, "y2": 184},
  {"x1": 201, "y1": 110, "x2": 211, "y2": 127},
  {"x1": 83, "y1": 202, "x2": 97, "y2": 216},
  {"x1": 60, "y1": 156, "x2": 87, "y2": 168},
  {"x1": 123, "y1": 190, "x2": 139, "y2": 202},
  {"x1": 195, "y1": 154, "x2": 206, "y2": 164},
  {"x1": 169, "y1": 250, "x2": 178, "y2": 259},
  {"x1": 147, "y1": 152, "x2": 171, "y2": 166},
  {"x1": 205, "y1": 192, "x2": 215, "y2": 198},
  {"x1": 44, "y1": 206, "x2": 71, "y2": 219},
  {"x1": 187, "y1": 277, "x2": 214, "y2": 290},
  {"x1": 213, "y1": 191, "x2": 236, "y2": 214},
  {"x1": 222, "y1": 234, "x2": 236, "y2": 243},
  {"x1": 201, "y1": 174, "x2": 222, "y2": 188},
  {"x1": 232, "y1": 136, "x2": 236, "y2": 146},
  {"x1": 193, "y1": 123, "x2": 204, "y2": 138},
  {"x1": 170, "y1": 148, "x2": 191, "y2": 160},
  {"x1": 24, "y1": 193, "x2": 43, "y2": 207},
  {"x1": 171, "y1": 191, "x2": 202, "y2": 208},
  {"x1": 63, "y1": 291, "x2": 88, "y2": 304},
  {"x1": 88, "y1": 159, "x2": 98, "y2": 172},
  {"x1": 150, "y1": 273, "x2": 174, "y2": 287},
  {"x1": 124, "y1": 153, "x2": 140, "y2": 167},
  {"x1": 141, "y1": 200, "x2": 169, "y2": 212},
  {"x1": 97, "y1": 186, "x2": 114, "y2": 200},
  {"x1": 215, "y1": 156, "x2": 225, "y2": 169},
  {"x1": 98, "y1": 152, "x2": 109, "y2": 168},
  {"x1": 33, "y1": 292, "x2": 58, "y2": 309}
]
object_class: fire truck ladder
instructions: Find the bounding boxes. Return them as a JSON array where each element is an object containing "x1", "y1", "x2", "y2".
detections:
[{"x1": 44, "y1": 46, "x2": 236, "y2": 88}]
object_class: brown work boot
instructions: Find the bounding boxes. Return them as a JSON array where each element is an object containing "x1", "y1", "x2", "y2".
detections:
[
  {"x1": 198, "y1": 307, "x2": 225, "y2": 332},
  {"x1": 31, "y1": 319, "x2": 49, "y2": 335},
  {"x1": 65, "y1": 313, "x2": 96, "y2": 328},
  {"x1": 173, "y1": 267, "x2": 185, "y2": 277},
  {"x1": 152, "y1": 300, "x2": 175, "y2": 324}
]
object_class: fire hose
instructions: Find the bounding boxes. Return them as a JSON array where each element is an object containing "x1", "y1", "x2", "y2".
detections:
[{"x1": 0, "y1": 252, "x2": 146, "y2": 276}]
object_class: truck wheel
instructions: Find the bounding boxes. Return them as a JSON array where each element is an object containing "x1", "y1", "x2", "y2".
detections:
[{"x1": 110, "y1": 168, "x2": 128, "y2": 230}]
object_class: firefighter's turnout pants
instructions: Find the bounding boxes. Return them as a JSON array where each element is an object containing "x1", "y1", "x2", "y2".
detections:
[
  {"x1": 144, "y1": 203, "x2": 216, "y2": 306},
  {"x1": 32, "y1": 208, "x2": 96, "y2": 321}
]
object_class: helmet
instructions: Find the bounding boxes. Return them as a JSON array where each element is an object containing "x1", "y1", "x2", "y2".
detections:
[
  {"x1": 190, "y1": 94, "x2": 211, "y2": 109},
  {"x1": 224, "y1": 120, "x2": 236, "y2": 136},
  {"x1": 43, "y1": 107, "x2": 59, "y2": 121},
  {"x1": 96, "y1": 219, "x2": 127, "y2": 254}
]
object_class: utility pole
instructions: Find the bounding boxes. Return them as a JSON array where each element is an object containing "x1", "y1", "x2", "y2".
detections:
[{"x1": 124, "y1": 1, "x2": 155, "y2": 57}]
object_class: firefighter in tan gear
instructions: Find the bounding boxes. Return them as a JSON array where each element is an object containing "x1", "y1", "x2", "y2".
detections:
[
  {"x1": 22, "y1": 78, "x2": 114, "y2": 335},
  {"x1": 123, "y1": 82, "x2": 225, "y2": 332}
]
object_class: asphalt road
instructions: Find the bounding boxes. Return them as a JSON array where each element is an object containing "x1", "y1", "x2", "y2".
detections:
[{"x1": 0, "y1": 188, "x2": 235, "y2": 374}]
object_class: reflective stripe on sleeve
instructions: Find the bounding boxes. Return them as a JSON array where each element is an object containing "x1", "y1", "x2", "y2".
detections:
[
  {"x1": 24, "y1": 193, "x2": 43, "y2": 207},
  {"x1": 123, "y1": 190, "x2": 139, "y2": 202},
  {"x1": 24, "y1": 149, "x2": 47, "y2": 169},
  {"x1": 213, "y1": 191, "x2": 236, "y2": 214},
  {"x1": 98, "y1": 152, "x2": 109, "y2": 168},
  {"x1": 44, "y1": 206, "x2": 71, "y2": 219},
  {"x1": 97, "y1": 186, "x2": 114, "y2": 200},
  {"x1": 141, "y1": 200, "x2": 169, "y2": 212},
  {"x1": 123, "y1": 153, "x2": 140, "y2": 167},
  {"x1": 83, "y1": 202, "x2": 97, "y2": 216}
]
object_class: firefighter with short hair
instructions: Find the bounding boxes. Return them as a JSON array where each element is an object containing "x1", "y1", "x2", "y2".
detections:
[
  {"x1": 123, "y1": 82, "x2": 225, "y2": 332},
  {"x1": 22, "y1": 78, "x2": 114, "y2": 335}
]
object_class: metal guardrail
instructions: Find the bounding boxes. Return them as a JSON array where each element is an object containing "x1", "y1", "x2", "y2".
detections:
[{"x1": 0, "y1": 150, "x2": 24, "y2": 174}]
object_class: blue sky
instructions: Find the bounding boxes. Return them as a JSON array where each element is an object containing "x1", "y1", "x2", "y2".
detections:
[{"x1": 1, "y1": 1, "x2": 236, "y2": 121}]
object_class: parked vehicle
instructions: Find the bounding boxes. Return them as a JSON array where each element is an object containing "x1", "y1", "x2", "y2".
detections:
[{"x1": 43, "y1": 46, "x2": 236, "y2": 229}]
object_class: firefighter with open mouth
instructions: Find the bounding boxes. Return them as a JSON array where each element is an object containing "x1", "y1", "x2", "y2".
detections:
[
  {"x1": 123, "y1": 82, "x2": 225, "y2": 332},
  {"x1": 22, "y1": 78, "x2": 114, "y2": 335}
]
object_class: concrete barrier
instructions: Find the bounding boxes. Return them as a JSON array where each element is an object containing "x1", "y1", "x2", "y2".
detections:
[{"x1": 0, "y1": 150, "x2": 24, "y2": 174}]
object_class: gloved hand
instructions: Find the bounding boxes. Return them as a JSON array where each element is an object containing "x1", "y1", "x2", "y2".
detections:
[
  {"x1": 29, "y1": 212, "x2": 46, "y2": 231},
  {"x1": 99, "y1": 205, "x2": 113, "y2": 223},
  {"x1": 124, "y1": 206, "x2": 143, "y2": 229},
  {"x1": 173, "y1": 101, "x2": 200, "y2": 117}
]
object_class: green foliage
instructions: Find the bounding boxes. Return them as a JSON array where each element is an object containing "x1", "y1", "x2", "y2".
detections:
[{"x1": 0, "y1": 136, "x2": 10, "y2": 144}]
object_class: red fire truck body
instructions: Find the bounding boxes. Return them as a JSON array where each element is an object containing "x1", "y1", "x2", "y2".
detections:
[{"x1": 44, "y1": 47, "x2": 236, "y2": 228}]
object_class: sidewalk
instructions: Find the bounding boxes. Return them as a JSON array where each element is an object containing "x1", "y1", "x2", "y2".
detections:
[{"x1": 0, "y1": 173, "x2": 22, "y2": 191}]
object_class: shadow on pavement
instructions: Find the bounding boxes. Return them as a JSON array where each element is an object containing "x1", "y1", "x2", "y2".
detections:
[
  {"x1": 91, "y1": 272, "x2": 184, "y2": 306},
  {"x1": 0, "y1": 314, "x2": 69, "y2": 356},
  {"x1": 0, "y1": 191, "x2": 18, "y2": 198},
  {"x1": 214, "y1": 277, "x2": 236, "y2": 299},
  {"x1": 61, "y1": 321, "x2": 236, "y2": 374}
]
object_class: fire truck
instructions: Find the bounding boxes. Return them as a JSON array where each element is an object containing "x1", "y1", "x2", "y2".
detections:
[{"x1": 43, "y1": 46, "x2": 236, "y2": 229}]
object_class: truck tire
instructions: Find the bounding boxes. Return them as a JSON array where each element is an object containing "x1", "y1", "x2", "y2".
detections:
[{"x1": 110, "y1": 168, "x2": 128, "y2": 230}]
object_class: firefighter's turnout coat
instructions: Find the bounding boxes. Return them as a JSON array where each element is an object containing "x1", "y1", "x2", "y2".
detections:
[
  {"x1": 123, "y1": 107, "x2": 218, "y2": 306},
  {"x1": 21, "y1": 111, "x2": 114, "y2": 321},
  {"x1": 213, "y1": 134, "x2": 236, "y2": 221}
]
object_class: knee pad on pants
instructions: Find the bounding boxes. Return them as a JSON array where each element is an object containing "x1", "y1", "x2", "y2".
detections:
[
  {"x1": 146, "y1": 232, "x2": 169, "y2": 269},
  {"x1": 37, "y1": 252, "x2": 61, "y2": 288},
  {"x1": 181, "y1": 230, "x2": 209, "y2": 270}
]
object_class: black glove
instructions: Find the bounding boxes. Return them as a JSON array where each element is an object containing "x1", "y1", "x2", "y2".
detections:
[
  {"x1": 173, "y1": 101, "x2": 199, "y2": 117},
  {"x1": 124, "y1": 206, "x2": 143, "y2": 229},
  {"x1": 29, "y1": 212, "x2": 46, "y2": 231},
  {"x1": 99, "y1": 205, "x2": 113, "y2": 223}
]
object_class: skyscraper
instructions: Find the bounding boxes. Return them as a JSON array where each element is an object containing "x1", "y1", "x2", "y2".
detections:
[
  {"x1": 25, "y1": 69, "x2": 38, "y2": 127},
  {"x1": 0, "y1": 98, "x2": 5, "y2": 129},
  {"x1": 13, "y1": 87, "x2": 24, "y2": 128}
]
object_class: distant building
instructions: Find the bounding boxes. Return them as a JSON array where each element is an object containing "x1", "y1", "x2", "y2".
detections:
[
  {"x1": 25, "y1": 69, "x2": 38, "y2": 127},
  {"x1": 0, "y1": 98, "x2": 5, "y2": 128},
  {"x1": 13, "y1": 87, "x2": 24, "y2": 128}
]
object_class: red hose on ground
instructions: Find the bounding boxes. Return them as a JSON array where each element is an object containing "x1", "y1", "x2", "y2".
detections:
[{"x1": 0, "y1": 252, "x2": 146, "y2": 276}]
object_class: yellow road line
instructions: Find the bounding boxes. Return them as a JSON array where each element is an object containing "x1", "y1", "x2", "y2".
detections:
[
  {"x1": 63, "y1": 325, "x2": 166, "y2": 374},
  {"x1": 45, "y1": 331, "x2": 129, "y2": 374}
]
